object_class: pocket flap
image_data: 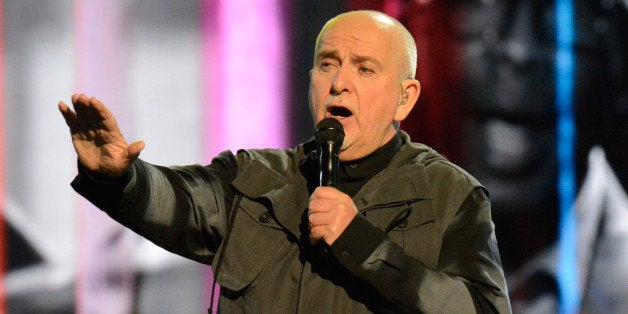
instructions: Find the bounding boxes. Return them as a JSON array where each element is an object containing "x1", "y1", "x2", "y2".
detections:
[
  {"x1": 215, "y1": 198, "x2": 284, "y2": 292},
  {"x1": 365, "y1": 201, "x2": 434, "y2": 231}
]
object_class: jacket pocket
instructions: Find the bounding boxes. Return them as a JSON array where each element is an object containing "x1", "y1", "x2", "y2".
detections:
[
  {"x1": 214, "y1": 197, "x2": 285, "y2": 292},
  {"x1": 365, "y1": 201, "x2": 439, "y2": 268}
]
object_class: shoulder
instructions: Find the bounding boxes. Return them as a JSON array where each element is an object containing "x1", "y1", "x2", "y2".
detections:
[
  {"x1": 398, "y1": 135, "x2": 490, "y2": 230},
  {"x1": 423, "y1": 155, "x2": 482, "y2": 190},
  {"x1": 397, "y1": 132, "x2": 484, "y2": 197},
  {"x1": 232, "y1": 142, "x2": 309, "y2": 175}
]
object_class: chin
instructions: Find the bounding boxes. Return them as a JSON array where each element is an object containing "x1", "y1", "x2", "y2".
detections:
[{"x1": 338, "y1": 147, "x2": 363, "y2": 162}]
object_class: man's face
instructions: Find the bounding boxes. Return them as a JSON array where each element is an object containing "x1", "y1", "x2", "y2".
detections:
[{"x1": 309, "y1": 16, "x2": 408, "y2": 161}]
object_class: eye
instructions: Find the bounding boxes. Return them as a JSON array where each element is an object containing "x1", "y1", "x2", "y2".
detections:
[
  {"x1": 319, "y1": 59, "x2": 338, "y2": 71},
  {"x1": 358, "y1": 65, "x2": 374, "y2": 74}
]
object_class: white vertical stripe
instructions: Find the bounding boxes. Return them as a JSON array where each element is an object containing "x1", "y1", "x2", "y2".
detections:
[{"x1": 74, "y1": 1, "x2": 135, "y2": 313}]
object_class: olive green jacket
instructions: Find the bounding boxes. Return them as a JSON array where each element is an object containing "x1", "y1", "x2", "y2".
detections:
[{"x1": 72, "y1": 131, "x2": 511, "y2": 313}]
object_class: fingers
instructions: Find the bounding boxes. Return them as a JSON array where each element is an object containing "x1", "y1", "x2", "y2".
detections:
[
  {"x1": 71, "y1": 94, "x2": 94, "y2": 122},
  {"x1": 308, "y1": 187, "x2": 358, "y2": 246},
  {"x1": 309, "y1": 213, "x2": 333, "y2": 246},
  {"x1": 88, "y1": 96, "x2": 118, "y2": 130},
  {"x1": 127, "y1": 141, "x2": 146, "y2": 161},
  {"x1": 58, "y1": 101, "x2": 78, "y2": 130},
  {"x1": 308, "y1": 210, "x2": 344, "y2": 241},
  {"x1": 309, "y1": 227, "x2": 322, "y2": 245},
  {"x1": 61, "y1": 93, "x2": 145, "y2": 177},
  {"x1": 70, "y1": 93, "x2": 113, "y2": 131},
  {"x1": 309, "y1": 187, "x2": 353, "y2": 215},
  {"x1": 71, "y1": 94, "x2": 98, "y2": 131}
]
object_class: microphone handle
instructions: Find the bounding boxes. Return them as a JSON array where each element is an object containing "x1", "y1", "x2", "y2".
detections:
[{"x1": 319, "y1": 141, "x2": 339, "y2": 187}]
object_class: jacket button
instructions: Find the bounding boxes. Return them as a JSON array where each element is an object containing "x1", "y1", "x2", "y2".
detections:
[
  {"x1": 258, "y1": 211, "x2": 271, "y2": 223},
  {"x1": 397, "y1": 219, "x2": 408, "y2": 228},
  {"x1": 341, "y1": 250, "x2": 350, "y2": 259}
]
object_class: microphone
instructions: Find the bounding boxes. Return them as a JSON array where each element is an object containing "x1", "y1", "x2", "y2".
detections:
[{"x1": 314, "y1": 118, "x2": 345, "y2": 187}]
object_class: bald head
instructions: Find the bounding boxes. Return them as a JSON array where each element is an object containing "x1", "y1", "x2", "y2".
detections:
[
  {"x1": 314, "y1": 10, "x2": 417, "y2": 79},
  {"x1": 308, "y1": 10, "x2": 422, "y2": 161}
]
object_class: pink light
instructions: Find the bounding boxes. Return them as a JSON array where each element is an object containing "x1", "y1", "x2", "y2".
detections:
[
  {"x1": 199, "y1": 1, "x2": 288, "y2": 311},
  {"x1": 201, "y1": 1, "x2": 287, "y2": 160}
]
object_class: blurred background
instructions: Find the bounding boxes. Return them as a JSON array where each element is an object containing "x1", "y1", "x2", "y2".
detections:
[{"x1": 1, "y1": 0, "x2": 626, "y2": 313}]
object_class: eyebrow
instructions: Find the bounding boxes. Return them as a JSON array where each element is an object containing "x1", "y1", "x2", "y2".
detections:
[
  {"x1": 315, "y1": 49, "x2": 382, "y2": 68},
  {"x1": 315, "y1": 49, "x2": 339, "y2": 63}
]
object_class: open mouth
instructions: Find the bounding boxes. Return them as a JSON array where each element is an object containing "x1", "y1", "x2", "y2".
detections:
[{"x1": 328, "y1": 106, "x2": 353, "y2": 118}]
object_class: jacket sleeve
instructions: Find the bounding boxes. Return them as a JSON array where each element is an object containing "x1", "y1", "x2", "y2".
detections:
[
  {"x1": 70, "y1": 151, "x2": 238, "y2": 265},
  {"x1": 330, "y1": 187, "x2": 512, "y2": 313}
]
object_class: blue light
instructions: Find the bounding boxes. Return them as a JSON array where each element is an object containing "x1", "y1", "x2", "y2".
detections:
[{"x1": 555, "y1": 0, "x2": 579, "y2": 313}]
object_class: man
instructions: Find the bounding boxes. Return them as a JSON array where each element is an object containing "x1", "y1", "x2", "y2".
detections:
[{"x1": 59, "y1": 10, "x2": 511, "y2": 313}]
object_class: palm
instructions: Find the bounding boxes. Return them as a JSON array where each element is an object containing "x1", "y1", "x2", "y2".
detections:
[{"x1": 59, "y1": 94, "x2": 144, "y2": 177}]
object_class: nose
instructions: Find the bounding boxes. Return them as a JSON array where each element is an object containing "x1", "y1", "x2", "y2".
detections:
[{"x1": 330, "y1": 64, "x2": 353, "y2": 95}]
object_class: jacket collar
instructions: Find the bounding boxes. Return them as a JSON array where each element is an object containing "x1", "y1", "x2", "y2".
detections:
[
  {"x1": 353, "y1": 131, "x2": 434, "y2": 209},
  {"x1": 231, "y1": 148, "x2": 310, "y2": 238},
  {"x1": 230, "y1": 131, "x2": 436, "y2": 237}
]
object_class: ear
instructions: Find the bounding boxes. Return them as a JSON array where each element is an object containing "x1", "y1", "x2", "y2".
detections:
[{"x1": 394, "y1": 79, "x2": 421, "y2": 122}]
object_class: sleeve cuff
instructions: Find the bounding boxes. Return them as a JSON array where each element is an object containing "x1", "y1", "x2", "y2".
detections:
[
  {"x1": 73, "y1": 160, "x2": 133, "y2": 184},
  {"x1": 71, "y1": 160, "x2": 135, "y2": 211},
  {"x1": 330, "y1": 213, "x2": 386, "y2": 272}
]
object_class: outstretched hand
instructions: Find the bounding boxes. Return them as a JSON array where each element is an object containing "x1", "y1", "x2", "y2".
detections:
[{"x1": 59, "y1": 94, "x2": 145, "y2": 177}]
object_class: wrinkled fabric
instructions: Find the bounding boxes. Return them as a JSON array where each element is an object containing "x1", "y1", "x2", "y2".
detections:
[{"x1": 72, "y1": 131, "x2": 511, "y2": 313}]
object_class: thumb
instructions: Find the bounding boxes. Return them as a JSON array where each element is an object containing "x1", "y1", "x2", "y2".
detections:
[{"x1": 127, "y1": 140, "x2": 145, "y2": 161}]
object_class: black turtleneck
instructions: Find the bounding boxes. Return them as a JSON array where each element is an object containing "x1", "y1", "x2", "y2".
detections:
[
  {"x1": 336, "y1": 132, "x2": 402, "y2": 197},
  {"x1": 299, "y1": 131, "x2": 403, "y2": 196}
]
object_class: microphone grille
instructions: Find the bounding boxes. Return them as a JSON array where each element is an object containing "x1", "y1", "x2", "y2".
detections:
[{"x1": 314, "y1": 118, "x2": 345, "y2": 146}]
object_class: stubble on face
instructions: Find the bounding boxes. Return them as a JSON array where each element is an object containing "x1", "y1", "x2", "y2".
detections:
[{"x1": 308, "y1": 11, "x2": 411, "y2": 161}]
